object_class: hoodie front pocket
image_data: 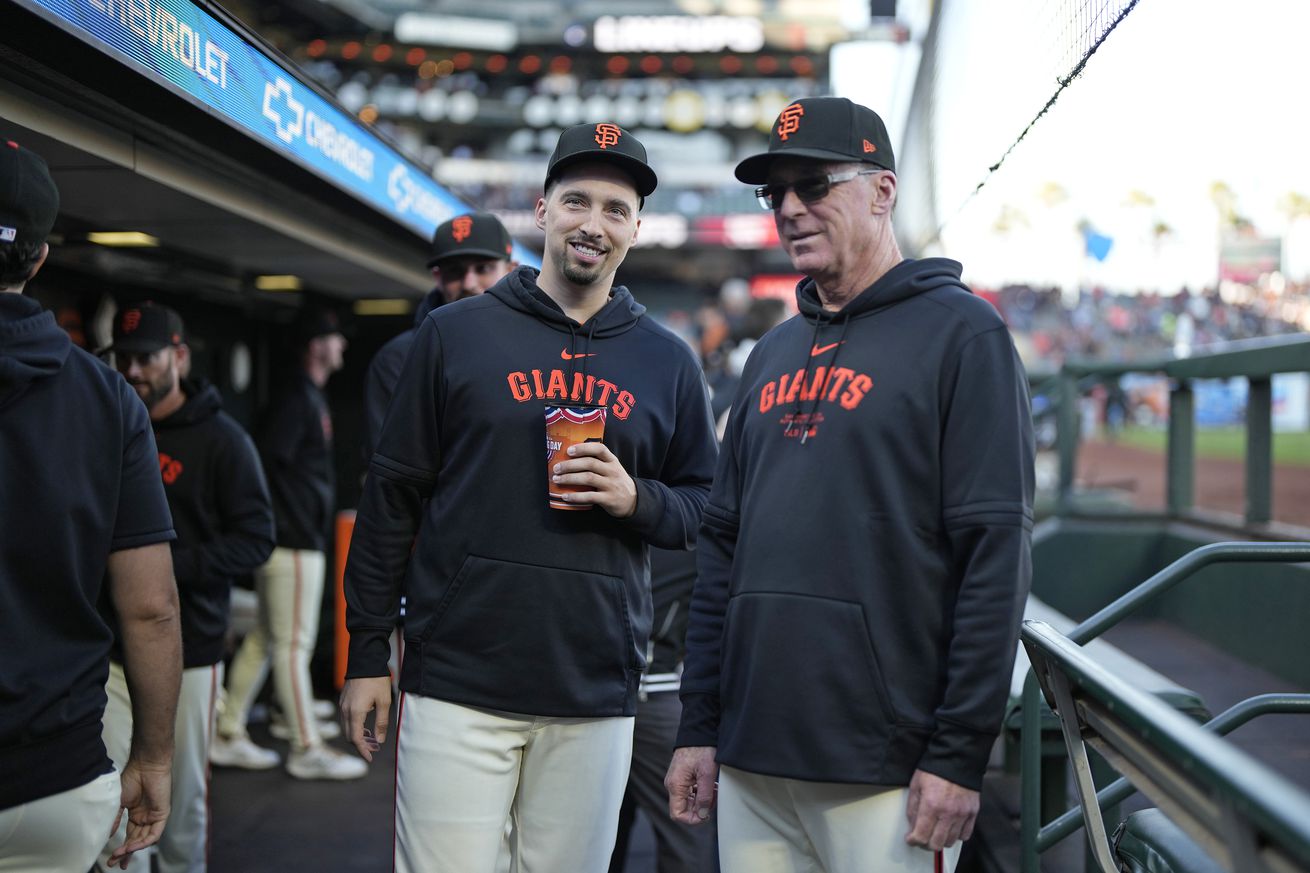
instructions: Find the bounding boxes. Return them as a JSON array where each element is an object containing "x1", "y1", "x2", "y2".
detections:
[
  {"x1": 719, "y1": 591, "x2": 897, "y2": 780},
  {"x1": 416, "y1": 554, "x2": 635, "y2": 714}
]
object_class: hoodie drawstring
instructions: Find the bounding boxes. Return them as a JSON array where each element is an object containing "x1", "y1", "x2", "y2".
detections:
[
  {"x1": 793, "y1": 313, "x2": 853, "y2": 446},
  {"x1": 563, "y1": 318, "x2": 600, "y2": 402}
]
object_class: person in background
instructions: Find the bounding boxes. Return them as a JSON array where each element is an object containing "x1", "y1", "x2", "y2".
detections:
[
  {"x1": 0, "y1": 138, "x2": 181, "y2": 872},
  {"x1": 98, "y1": 302, "x2": 275, "y2": 872},
  {"x1": 363, "y1": 211, "x2": 516, "y2": 461},
  {"x1": 214, "y1": 308, "x2": 364, "y2": 780}
]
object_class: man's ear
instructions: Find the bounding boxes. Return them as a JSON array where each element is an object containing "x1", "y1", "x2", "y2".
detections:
[
  {"x1": 27, "y1": 242, "x2": 50, "y2": 282},
  {"x1": 872, "y1": 171, "x2": 897, "y2": 216},
  {"x1": 534, "y1": 198, "x2": 548, "y2": 230}
]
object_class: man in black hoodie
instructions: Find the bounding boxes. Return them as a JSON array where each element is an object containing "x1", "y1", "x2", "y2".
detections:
[
  {"x1": 363, "y1": 211, "x2": 517, "y2": 461},
  {"x1": 667, "y1": 98, "x2": 1035, "y2": 873},
  {"x1": 216, "y1": 308, "x2": 366, "y2": 780},
  {"x1": 341, "y1": 123, "x2": 718, "y2": 873},
  {"x1": 0, "y1": 140, "x2": 181, "y2": 871},
  {"x1": 98, "y1": 303, "x2": 275, "y2": 872}
]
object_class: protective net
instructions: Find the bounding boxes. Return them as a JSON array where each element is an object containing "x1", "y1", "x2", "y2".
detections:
[{"x1": 896, "y1": 0, "x2": 1142, "y2": 256}]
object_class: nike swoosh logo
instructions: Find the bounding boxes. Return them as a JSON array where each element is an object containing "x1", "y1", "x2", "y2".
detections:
[
  {"x1": 561, "y1": 349, "x2": 596, "y2": 360},
  {"x1": 811, "y1": 342, "x2": 844, "y2": 356}
]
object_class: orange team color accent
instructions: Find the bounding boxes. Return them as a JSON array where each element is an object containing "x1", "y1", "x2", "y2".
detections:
[
  {"x1": 451, "y1": 216, "x2": 473, "y2": 242},
  {"x1": 594, "y1": 123, "x2": 622, "y2": 148},
  {"x1": 777, "y1": 103, "x2": 804, "y2": 141}
]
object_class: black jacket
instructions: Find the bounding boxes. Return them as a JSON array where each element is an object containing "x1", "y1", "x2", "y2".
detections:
[
  {"x1": 677, "y1": 259, "x2": 1034, "y2": 791},
  {"x1": 345, "y1": 266, "x2": 718, "y2": 717},
  {"x1": 0, "y1": 293, "x2": 174, "y2": 810},
  {"x1": 149, "y1": 381, "x2": 274, "y2": 667},
  {"x1": 363, "y1": 288, "x2": 445, "y2": 462},
  {"x1": 259, "y1": 372, "x2": 335, "y2": 551}
]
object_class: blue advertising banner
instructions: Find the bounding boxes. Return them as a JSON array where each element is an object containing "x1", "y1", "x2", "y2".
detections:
[{"x1": 13, "y1": 0, "x2": 539, "y2": 265}]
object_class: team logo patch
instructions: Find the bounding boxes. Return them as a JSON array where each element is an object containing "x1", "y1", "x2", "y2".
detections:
[
  {"x1": 451, "y1": 216, "x2": 473, "y2": 242},
  {"x1": 594, "y1": 123, "x2": 622, "y2": 149},
  {"x1": 122, "y1": 309, "x2": 142, "y2": 332},
  {"x1": 777, "y1": 103, "x2": 804, "y2": 141},
  {"x1": 863, "y1": 139, "x2": 877, "y2": 154}
]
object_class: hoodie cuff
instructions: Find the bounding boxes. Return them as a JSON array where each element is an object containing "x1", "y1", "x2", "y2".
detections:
[
  {"x1": 674, "y1": 692, "x2": 721, "y2": 749},
  {"x1": 916, "y1": 721, "x2": 998, "y2": 792},
  {"x1": 345, "y1": 630, "x2": 393, "y2": 679},
  {"x1": 622, "y1": 478, "x2": 666, "y2": 535}
]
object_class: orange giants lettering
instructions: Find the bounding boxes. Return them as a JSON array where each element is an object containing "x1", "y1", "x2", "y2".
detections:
[
  {"x1": 506, "y1": 369, "x2": 636, "y2": 420},
  {"x1": 758, "y1": 366, "x2": 871, "y2": 414}
]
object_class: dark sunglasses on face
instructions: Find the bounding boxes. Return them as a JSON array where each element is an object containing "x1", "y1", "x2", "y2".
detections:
[{"x1": 755, "y1": 168, "x2": 883, "y2": 211}]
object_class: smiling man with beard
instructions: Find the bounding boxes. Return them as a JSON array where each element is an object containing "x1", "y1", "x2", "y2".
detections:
[
  {"x1": 101, "y1": 302, "x2": 274, "y2": 873},
  {"x1": 341, "y1": 122, "x2": 718, "y2": 873}
]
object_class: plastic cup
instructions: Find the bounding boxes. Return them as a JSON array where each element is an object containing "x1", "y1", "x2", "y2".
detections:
[{"x1": 545, "y1": 404, "x2": 607, "y2": 510}]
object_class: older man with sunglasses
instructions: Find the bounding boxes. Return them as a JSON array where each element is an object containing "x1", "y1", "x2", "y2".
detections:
[{"x1": 666, "y1": 97, "x2": 1035, "y2": 873}]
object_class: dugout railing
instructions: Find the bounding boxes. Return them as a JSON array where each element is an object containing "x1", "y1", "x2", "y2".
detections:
[{"x1": 1021, "y1": 618, "x2": 1310, "y2": 872}]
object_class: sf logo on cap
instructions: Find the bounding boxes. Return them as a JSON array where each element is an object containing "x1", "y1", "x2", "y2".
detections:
[
  {"x1": 777, "y1": 103, "x2": 805, "y2": 141},
  {"x1": 122, "y1": 310, "x2": 142, "y2": 332},
  {"x1": 594, "y1": 123, "x2": 622, "y2": 149},
  {"x1": 451, "y1": 216, "x2": 473, "y2": 242}
]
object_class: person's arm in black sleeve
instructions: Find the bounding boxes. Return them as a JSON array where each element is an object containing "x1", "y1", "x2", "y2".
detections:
[
  {"x1": 621, "y1": 353, "x2": 718, "y2": 550},
  {"x1": 341, "y1": 318, "x2": 443, "y2": 762},
  {"x1": 344, "y1": 317, "x2": 444, "y2": 679},
  {"x1": 362, "y1": 337, "x2": 406, "y2": 463},
  {"x1": 921, "y1": 325, "x2": 1035, "y2": 792},
  {"x1": 674, "y1": 384, "x2": 742, "y2": 749},
  {"x1": 170, "y1": 426, "x2": 275, "y2": 590}
]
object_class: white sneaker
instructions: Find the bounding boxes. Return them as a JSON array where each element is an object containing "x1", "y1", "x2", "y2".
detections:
[
  {"x1": 311, "y1": 699, "x2": 336, "y2": 720},
  {"x1": 269, "y1": 711, "x2": 341, "y2": 741},
  {"x1": 286, "y1": 744, "x2": 368, "y2": 781},
  {"x1": 210, "y1": 732, "x2": 281, "y2": 770}
]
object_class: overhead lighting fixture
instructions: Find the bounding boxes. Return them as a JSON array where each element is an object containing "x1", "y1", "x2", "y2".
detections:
[
  {"x1": 255, "y1": 274, "x2": 303, "y2": 291},
  {"x1": 354, "y1": 299, "x2": 413, "y2": 316},
  {"x1": 394, "y1": 14, "x2": 517, "y2": 51},
  {"x1": 87, "y1": 231, "x2": 160, "y2": 247}
]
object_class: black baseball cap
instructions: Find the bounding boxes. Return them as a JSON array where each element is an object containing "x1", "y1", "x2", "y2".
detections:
[
  {"x1": 427, "y1": 212, "x2": 514, "y2": 269},
  {"x1": 111, "y1": 302, "x2": 185, "y2": 354},
  {"x1": 546, "y1": 122, "x2": 658, "y2": 198},
  {"x1": 296, "y1": 306, "x2": 345, "y2": 341},
  {"x1": 0, "y1": 139, "x2": 60, "y2": 248},
  {"x1": 735, "y1": 97, "x2": 896, "y2": 184}
]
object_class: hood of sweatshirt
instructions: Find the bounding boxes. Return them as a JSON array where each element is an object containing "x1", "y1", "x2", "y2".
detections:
[
  {"x1": 489, "y1": 265, "x2": 645, "y2": 340},
  {"x1": 0, "y1": 293, "x2": 71, "y2": 410},
  {"x1": 155, "y1": 378, "x2": 223, "y2": 430},
  {"x1": 413, "y1": 288, "x2": 445, "y2": 327},
  {"x1": 787, "y1": 258, "x2": 971, "y2": 444},
  {"x1": 795, "y1": 257, "x2": 969, "y2": 323}
]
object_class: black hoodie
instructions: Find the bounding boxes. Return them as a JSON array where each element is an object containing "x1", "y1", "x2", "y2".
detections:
[
  {"x1": 0, "y1": 292, "x2": 174, "y2": 810},
  {"x1": 259, "y1": 372, "x2": 335, "y2": 551},
  {"x1": 345, "y1": 266, "x2": 718, "y2": 717},
  {"x1": 363, "y1": 287, "x2": 444, "y2": 461},
  {"x1": 677, "y1": 258, "x2": 1034, "y2": 791},
  {"x1": 124, "y1": 380, "x2": 275, "y2": 668}
]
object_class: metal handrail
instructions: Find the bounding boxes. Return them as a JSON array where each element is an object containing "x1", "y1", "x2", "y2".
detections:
[
  {"x1": 1038, "y1": 693, "x2": 1310, "y2": 847},
  {"x1": 1019, "y1": 542, "x2": 1310, "y2": 872},
  {"x1": 1023, "y1": 621, "x2": 1310, "y2": 872}
]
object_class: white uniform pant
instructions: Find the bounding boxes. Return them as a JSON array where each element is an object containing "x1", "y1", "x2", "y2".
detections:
[
  {"x1": 219, "y1": 547, "x2": 325, "y2": 750},
  {"x1": 99, "y1": 661, "x2": 221, "y2": 873},
  {"x1": 395, "y1": 694, "x2": 633, "y2": 873},
  {"x1": 717, "y1": 766, "x2": 961, "y2": 873},
  {"x1": 0, "y1": 770, "x2": 119, "y2": 873}
]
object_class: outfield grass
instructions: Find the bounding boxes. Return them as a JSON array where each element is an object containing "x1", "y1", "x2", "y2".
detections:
[{"x1": 1107, "y1": 426, "x2": 1310, "y2": 466}]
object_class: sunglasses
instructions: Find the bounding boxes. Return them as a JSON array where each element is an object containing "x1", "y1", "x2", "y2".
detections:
[{"x1": 755, "y1": 168, "x2": 883, "y2": 211}]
